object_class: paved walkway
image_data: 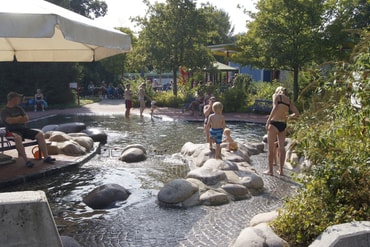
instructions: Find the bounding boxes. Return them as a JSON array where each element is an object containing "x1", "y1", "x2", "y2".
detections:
[{"x1": 27, "y1": 99, "x2": 268, "y2": 123}]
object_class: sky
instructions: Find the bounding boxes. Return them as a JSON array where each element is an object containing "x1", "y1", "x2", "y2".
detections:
[{"x1": 95, "y1": 0, "x2": 257, "y2": 35}]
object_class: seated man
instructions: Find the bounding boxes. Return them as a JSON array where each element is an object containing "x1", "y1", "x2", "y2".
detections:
[{"x1": 1, "y1": 92, "x2": 55, "y2": 168}]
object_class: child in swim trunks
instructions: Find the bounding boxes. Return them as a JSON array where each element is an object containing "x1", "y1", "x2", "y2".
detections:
[
  {"x1": 206, "y1": 101, "x2": 226, "y2": 159},
  {"x1": 223, "y1": 128, "x2": 238, "y2": 152}
]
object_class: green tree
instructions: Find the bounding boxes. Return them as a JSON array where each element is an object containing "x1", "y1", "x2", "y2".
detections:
[
  {"x1": 131, "y1": 0, "x2": 214, "y2": 96},
  {"x1": 199, "y1": 2, "x2": 235, "y2": 45},
  {"x1": 47, "y1": 0, "x2": 107, "y2": 18},
  {"x1": 319, "y1": 0, "x2": 370, "y2": 61},
  {"x1": 235, "y1": 0, "x2": 325, "y2": 101}
]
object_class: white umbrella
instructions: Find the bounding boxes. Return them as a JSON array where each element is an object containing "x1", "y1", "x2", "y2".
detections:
[{"x1": 0, "y1": 0, "x2": 131, "y2": 62}]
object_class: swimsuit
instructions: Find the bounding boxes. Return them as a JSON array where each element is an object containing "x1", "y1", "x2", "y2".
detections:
[
  {"x1": 270, "y1": 120, "x2": 287, "y2": 132},
  {"x1": 125, "y1": 100, "x2": 132, "y2": 109},
  {"x1": 277, "y1": 95, "x2": 290, "y2": 108},
  {"x1": 269, "y1": 95, "x2": 290, "y2": 132},
  {"x1": 210, "y1": 128, "x2": 223, "y2": 144}
]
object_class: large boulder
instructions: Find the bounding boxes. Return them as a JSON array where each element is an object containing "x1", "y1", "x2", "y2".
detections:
[
  {"x1": 41, "y1": 124, "x2": 59, "y2": 133},
  {"x1": 58, "y1": 140, "x2": 87, "y2": 156},
  {"x1": 44, "y1": 131, "x2": 94, "y2": 156},
  {"x1": 81, "y1": 128, "x2": 108, "y2": 144},
  {"x1": 200, "y1": 189, "x2": 229, "y2": 206},
  {"x1": 45, "y1": 131, "x2": 71, "y2": 142},
  {"x1": 250, "y1": 210, "x2": 279, "y2": 227},
  {"x1": 83, "y1": 184, "x2": 131, "y2": 209},
  {"x1": 55, "y1": 122, "x2": 86, "y2": 133},
  {"x1": 202, "y1": 159, "x2": 238, "y2": 171},
  {"x1": 119, "y1": 145, "x2": 147, "y2": 163},
  {"x1": 187, "y1": 167, "x2": 226, "y2": 186},
  {"x1": 221, "y1": 183, "x2": 251, "y2": 200},
  {"x1": 70, "y1": 135, "x2": 94, "y2": 152},
  {"x1": 231, "y1": 223, "x2": 288, "y2": 247},
  {"x1": 157, "y1": 179, "x2": 199, "y2": 207}
]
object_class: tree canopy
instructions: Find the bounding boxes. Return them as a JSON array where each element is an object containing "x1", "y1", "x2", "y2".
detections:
[
  {"x1": 130, "y1": 0, "x2": 215, "y2": 96},
  {"x1": 234, "y1": 0, "x2": 325, "y2": 100},
  {"x1": 234, "y1": 0, "x2": 369, "y2": 101}
]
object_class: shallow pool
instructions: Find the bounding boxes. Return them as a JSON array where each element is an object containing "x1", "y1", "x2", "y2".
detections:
[{"x1": 6, "y1": 114, "x2": 267, "y2": 245}]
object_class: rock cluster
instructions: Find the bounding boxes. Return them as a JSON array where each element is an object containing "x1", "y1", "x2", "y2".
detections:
[
  {"x1": 157, "y1": 141, "x2": 265, "y2": 208},
  {"x1": 41, "y1": 122, "x2": 107, "y2": 156}
]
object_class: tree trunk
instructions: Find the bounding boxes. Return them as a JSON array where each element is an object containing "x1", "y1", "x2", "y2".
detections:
[{"x1": 293, "y1": 66, "x2": 299, "y2": 101}]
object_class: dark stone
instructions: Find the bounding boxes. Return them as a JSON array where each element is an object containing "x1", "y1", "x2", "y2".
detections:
[
  {"x1": 41, "y1": 124, "x2": 59, "y2": 133},
  {"x1": 82, "y1": 183, "x2": 131, "y2": 209},
  {"x1": 56, "y1": 122, "x2": 86, "y2": 133},
  {"x1": 81, "y1": 128, "x2": 107, "y2": 144}
]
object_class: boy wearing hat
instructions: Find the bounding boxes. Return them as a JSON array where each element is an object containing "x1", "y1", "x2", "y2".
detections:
[{"x1": 1, "y1": 92, "x2": 56, "y2": 168}]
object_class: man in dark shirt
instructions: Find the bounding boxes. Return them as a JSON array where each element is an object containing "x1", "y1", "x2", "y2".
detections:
[{"x1": 1, "y1": 92, "x2": 55, "y2": 168}]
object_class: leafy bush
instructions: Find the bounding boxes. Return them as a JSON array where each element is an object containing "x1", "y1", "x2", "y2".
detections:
[
  {"x1": 272, "y1": 31, "x2": 370, "y2": 246},
  {"x1": 152, "y1": 90, "x2": 184, "y2": 107}
]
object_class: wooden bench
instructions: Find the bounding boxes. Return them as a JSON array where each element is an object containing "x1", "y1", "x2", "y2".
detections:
[{"x1": 250, "y1": 99, "x2": 273, "y2": 114}]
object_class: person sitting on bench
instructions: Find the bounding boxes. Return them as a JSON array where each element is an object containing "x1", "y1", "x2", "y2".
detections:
[
  {"x1": 1, "y1": 92, "x2": 55, "y2": 168},
  {"x1": 34, "y1": 88, "x2": 47, "y2": 112}
]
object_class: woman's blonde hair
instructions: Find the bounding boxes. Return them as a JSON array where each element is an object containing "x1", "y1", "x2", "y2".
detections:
[{"x1": 275, "y1": 86, "x2": 286, "y2": 95}]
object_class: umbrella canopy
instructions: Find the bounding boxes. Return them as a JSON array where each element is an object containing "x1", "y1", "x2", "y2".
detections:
[
  {"x1": 210, "y1": 61, "x2": 239, "y2": 71},
  {"x1": 0, "y1": 0, "x2": 131, "y2": 62}
]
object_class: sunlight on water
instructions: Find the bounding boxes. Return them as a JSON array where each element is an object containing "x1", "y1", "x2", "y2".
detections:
[{"x1": 11, "y1": 114, "x2": 265, "y2": 223}]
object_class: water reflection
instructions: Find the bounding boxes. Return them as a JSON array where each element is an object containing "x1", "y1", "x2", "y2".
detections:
[{"x1": 6, "y1": 115, "x2": 265, "y2": 238}]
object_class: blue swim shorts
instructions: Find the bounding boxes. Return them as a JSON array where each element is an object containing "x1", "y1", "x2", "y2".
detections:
[{"x1": 210, "y1": 128, "x2": 223, "y2": 144}]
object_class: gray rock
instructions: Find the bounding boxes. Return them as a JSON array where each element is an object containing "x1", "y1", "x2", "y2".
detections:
[
  {"x1": 187, "y1": 167, "x2": 226, "y2": 185},
  {"x1": 81, "y1": 128, "x2": 107, "y2": 144},
  {"x1": 250, "y1": 210, "x2": 279, "y2": 227},
  {"x1": 70, "y1": 136, "x2": 94, "y2": 152},
  {"x1": 41, "y1": 124, "x2": 59, "y2": 133},
  {"x1": 59, "y1": 140, "x2": 87, "y2": 156},
  {"x1": 83, "y1": 184, "x2": 131, "y2": 209},
  {"x1": 221, "y1": 183, "x2": 251, "y2": 200},
  {"x1": 181, "y1": 191, "x2": 201, "y2": 208},
  {"x1": 56, "y1": 122, "x2": 86, "y2": 133},
  {"x1": 202, "y1": 159, "x2": 238, "y2": 171},
  {"x1": 309, "y1": 221, "x2": 370, "y2": 247},
  {"x1": 181, "y1": 142, "x2": 201, "y2": 156},
  {"x1": 239, "y1": 172, "x2": 264, "y2": 191},
  {"x1": 157, "y1": 179, "x2": 199, "y2": 205},
  {"x1": 231, "y1": 223, "x2": 288, "y2": 247},
  {"x1": 200, "y1": 189, "x2": 229, "y2": 206},
  {"x1": 119, "y1": 147, "x2": 147, "y2": 163}
]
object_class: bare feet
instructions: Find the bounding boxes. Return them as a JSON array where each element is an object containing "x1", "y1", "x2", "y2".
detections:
[
  {"x1": 263, "y1": 170, "x2": 273, "y2": 176},
  {"x1": 277, "y1": 170, "x2": 284, "y2": 176}
]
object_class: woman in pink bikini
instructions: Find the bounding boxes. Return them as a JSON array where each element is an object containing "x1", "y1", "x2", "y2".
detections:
[{"x1": 264, "y1": 87, "x2": 299, "y2": 176}]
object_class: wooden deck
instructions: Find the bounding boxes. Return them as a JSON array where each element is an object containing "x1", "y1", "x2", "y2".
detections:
[{"x1": 0, "y1": 143, "x2": 100, "y2": 189}]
